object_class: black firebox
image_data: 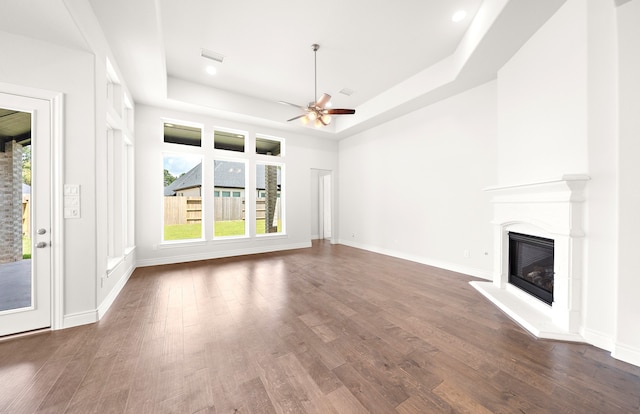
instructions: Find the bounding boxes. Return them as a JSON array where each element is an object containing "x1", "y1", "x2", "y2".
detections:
[{"x1": 508, "y1": 232, "x2": 554, "y2": 305}]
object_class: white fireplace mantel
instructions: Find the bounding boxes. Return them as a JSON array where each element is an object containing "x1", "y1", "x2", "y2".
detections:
[{"x1": 471, "y1": 174, "x2": 590, "y2": 341}]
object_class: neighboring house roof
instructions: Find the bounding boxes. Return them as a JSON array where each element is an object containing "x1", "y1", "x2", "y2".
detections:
[
  {"x1": 165, "y1": 160, "x2": 280, "y2": 196},
  {"x1": 214, "y1": 160, "x2": 245, "y2": 189},
  {"x1": 165, "y1": 162, "x2": 202, "y2": 196}
]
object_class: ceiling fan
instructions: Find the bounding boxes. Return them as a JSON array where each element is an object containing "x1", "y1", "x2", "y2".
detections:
[{"x1": 279, "y1": 44, "x2": 355, "y2": 127}]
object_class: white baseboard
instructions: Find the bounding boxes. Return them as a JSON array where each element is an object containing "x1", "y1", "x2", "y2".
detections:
[
  {"x1": 613, "y1": 341, "x2": 640, "y2": 367},
  {"x1": 97, "y1": 263, "x2": 135, "y2": 320},
  {"x1": 337, "y1": 239, "x2": 492, "y2": 280},
  {"x1": 63, "y1": 310, "x2": 98, "y2": 329},
  {"x1": 582, "y1": 328, "x2": 615, "y2": 352},
  {"x1": 137, "y1": 241, "x2": 312, "y2": 268}
]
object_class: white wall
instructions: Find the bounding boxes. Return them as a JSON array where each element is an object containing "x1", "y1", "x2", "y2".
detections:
[
  {"x1": 0, "y1": 31, "x2": 98, "y2": 319},
  {"x1": 135, "y1": 105, "x2": 338, "y2": 265},
  {"x1": 338, "y1": 81, "x2": 498, "y2": 278},
  {"x1": 497, "y1": 0, "x2": 588, "y2": 186},
  {"x1": 615, "y1": 0, "x2": 640, "y2": 365},
  {"x1": 495, "y1": 0, "x2": 640, "y2": 365},
  {"x1": 584, "y1": 0, "x2": 620, "y2": 351},
  {"x1": 0, "y1": 0, "x2": 136, "y2": 328}
]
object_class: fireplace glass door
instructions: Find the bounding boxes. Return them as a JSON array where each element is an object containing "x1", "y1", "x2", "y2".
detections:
[{"x1": 508, "y1": 232, "x2": 554, "y2": 305}]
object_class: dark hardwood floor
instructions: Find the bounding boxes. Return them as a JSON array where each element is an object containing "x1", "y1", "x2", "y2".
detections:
[{"x1": 1, "y1": 241, "x2": 639, "y2": 413}]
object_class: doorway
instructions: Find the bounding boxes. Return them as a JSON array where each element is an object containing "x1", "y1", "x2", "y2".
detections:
[
  {"x1": 0, "y1": 92, "x2": 53, "y2": 336},
  {"x1": 311, "y1": 169, "x2": 333, "y2": 241}
]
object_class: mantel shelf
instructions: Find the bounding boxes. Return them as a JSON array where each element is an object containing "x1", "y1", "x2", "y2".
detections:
[{"x1": 484, "y1": 174, "x2": 590, "y2": 193}]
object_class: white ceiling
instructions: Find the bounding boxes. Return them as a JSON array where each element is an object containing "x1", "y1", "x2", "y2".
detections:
[
  {"x1": 158, "y1": 0, "x2": 483, "y2": 109},
  {"x1": 1, "y1": 0, "x2": 567, "y2": 139}
]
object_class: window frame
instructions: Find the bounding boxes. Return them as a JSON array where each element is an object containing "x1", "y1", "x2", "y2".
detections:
[
  {"x1": 162, "y1": 150, "x2": 204, "y2": 243},
  {"x1": 160, "y1": 120, "x2": 286, "y2": 246}
]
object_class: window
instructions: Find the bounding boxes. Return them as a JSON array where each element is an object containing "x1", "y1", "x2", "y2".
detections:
[
  {"x1": 214, "y1": 159, "x2": 246, "y2": 237},
  {"x1": 214, "y1": 129, "x2": 245, "y2": 152},
  {"x1": 160, "y1": 121, "x2": 284, "y2": 243},
  {"x1": 164, "y1": 123, "x2": 201, "y2": 147},
  {"x1": 256, "y1": 163, "x2": 283, "y2": 234},
  {"x1": 163, "y1": 153, "x2": 202, "y2": 241},
  {"x1": 256, "y1": 135, "x2": 282, "y2": 156}
]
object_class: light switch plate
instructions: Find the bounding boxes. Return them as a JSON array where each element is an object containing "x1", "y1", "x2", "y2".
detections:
[
  {"x1": 64, "y1": 184, "x2": 81, "y2": 218},
  {"x1": 64, "y1": 184, "x2": 80, "y2": 195}
]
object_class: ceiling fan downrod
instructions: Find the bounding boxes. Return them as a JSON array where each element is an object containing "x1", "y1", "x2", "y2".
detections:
[{"x1": 312, "y1": 43, "x2": 319, "y2": 105}]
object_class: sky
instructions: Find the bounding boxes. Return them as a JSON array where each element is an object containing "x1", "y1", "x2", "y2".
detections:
[{"x1": 163, "y1": 153, "x2": 201, "y2": 177}]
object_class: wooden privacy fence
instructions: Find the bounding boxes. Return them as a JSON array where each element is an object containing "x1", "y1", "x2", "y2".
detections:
[
  {"x1": 22, "y1": 194, "x2": 30, "y2": 236},
  {"x1": 164, "y1": 197, "x2": 202, "y2": 225},
  {"x1": 164, "y1": 196, "x2": 281, "y2": 225}
]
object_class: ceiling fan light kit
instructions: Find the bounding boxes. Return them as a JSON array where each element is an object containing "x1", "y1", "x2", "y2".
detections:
[{"x1": 280, "y1": 43, "x2": 355, "y2": 127}]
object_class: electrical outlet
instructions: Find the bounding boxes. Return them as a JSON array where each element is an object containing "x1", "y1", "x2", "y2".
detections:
[{"x1": 464, "y1": 249, "x2": 470, "y2": 258}]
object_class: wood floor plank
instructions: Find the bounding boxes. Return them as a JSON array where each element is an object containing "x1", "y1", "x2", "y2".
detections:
[
  {"x1": 3, "y1": 356, "x2": 73, "y2": 414},
  {"x1": 395, "y1": 394, "x2": 453, "y2": 414},
  {"x1": 63, "y1": 353, "x2": 118, "y2": 414},
  {"x1": 326, "y1": 385, "x2": 370, "y2": 414},
  {"x1": 238, "y1": 377, "x2": 277, "y2": 414},
  {"x1": 432, "y1": 380, "x2": 497, "y2": 414},
  {"x1": 256, "y1": 353, "x2": 308, "y2": 413},
  {"x1": 0, "y1": 241, "x2": 639, "y2": 413},
  {"x1": 276, "y1": 352, "x2": 338, "y2": 414},
  {"x1": 332, "y1": 363, "x2": 399, "y2": 414}
]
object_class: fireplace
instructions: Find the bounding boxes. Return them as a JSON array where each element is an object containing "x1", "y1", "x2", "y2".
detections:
[
  {"x1": 470, "y1": 175, "x2": 589, "y2": 341},
  {"x1": 508, "y1": 232, "x2": 554, "y2": 305}
]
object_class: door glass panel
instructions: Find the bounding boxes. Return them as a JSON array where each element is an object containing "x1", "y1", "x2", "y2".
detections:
[{"x1": 0, "y1": 109, "x2": 32, "y2": 312}]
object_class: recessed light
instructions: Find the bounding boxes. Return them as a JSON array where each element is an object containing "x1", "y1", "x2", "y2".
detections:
[
  {"x1": 206, "y1": 66, "x2": 217, "y2": 75},
  {"x1": 452, "y1": 10, "x2": 467, "y2": 22}
]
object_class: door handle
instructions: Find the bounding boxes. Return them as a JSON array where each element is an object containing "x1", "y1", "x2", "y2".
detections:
[{"x1": 36, "y1": 242, "x2": 48, "y2": 248}]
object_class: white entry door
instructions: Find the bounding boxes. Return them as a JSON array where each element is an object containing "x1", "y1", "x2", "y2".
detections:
[{"x1": 0, "y1": 92, "x2": 52, "y2": 336}]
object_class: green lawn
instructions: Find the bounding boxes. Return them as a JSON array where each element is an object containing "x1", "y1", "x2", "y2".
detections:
[
  {"x1": 164, "y1": 223, "x2": 202, "y2": 240},
  {"x1": 23, "y1": 237, "x2": 31, "y2": 259},
  {"x1": 216, "y1": 220, "x2": 246, "y2": 237},
  {"x1": 164, "y1": 220, "x2": 282, "y2": 240}
]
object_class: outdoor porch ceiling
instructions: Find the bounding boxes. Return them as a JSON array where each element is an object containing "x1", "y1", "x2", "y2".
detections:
[{"x1": 0, "y1": 109, "x2": 31, "y2": 152}]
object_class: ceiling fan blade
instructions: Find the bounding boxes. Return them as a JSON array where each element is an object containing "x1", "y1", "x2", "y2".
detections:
[
  {"x1": 315, "y1": 93, "x2": 331, "y2": 109},
  {"x1": 287, "y1": 114, "x2": 307, "y2": 122},
  {"x1": 326, "y1": 108, "x2": 356, "y2": 115},
  {"x1": 278, "y1": 101, "x2": 306, "y2": 110}
]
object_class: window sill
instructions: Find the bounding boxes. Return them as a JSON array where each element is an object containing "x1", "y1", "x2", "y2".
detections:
[
  {"x1": 159, "y1": 239, "x2": 207, "y2": 249},
  {"x1": 255, "y1": 233, "x2": 288, "y2": 240},
  {"x1": 107, "y1": 256, "x2": 123, "y2": 272}
]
